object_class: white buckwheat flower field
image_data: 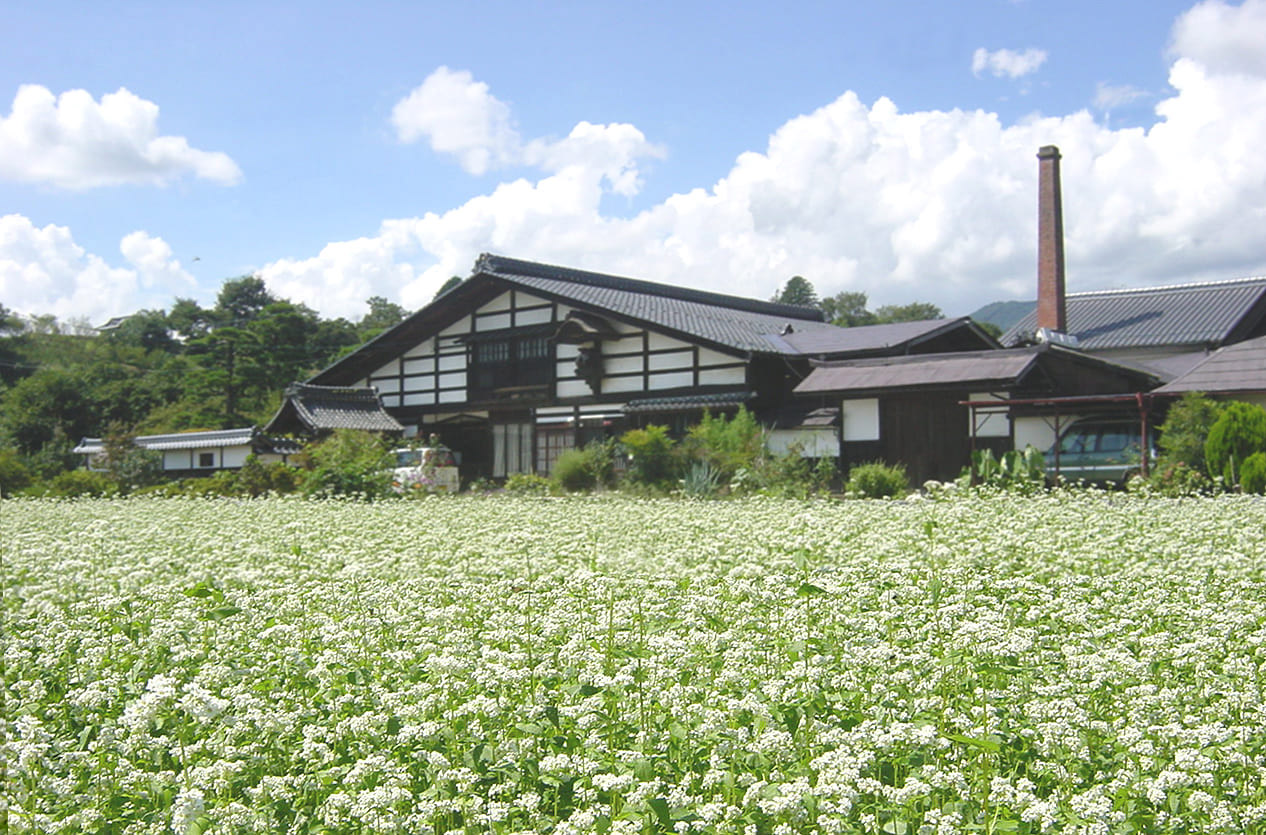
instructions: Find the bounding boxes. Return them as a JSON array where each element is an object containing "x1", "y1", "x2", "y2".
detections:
[{"x1": 4, "y1": 492, "x2": 1266, "y2": 833}]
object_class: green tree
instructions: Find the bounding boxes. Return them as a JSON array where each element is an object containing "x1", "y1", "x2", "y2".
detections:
[
  {"x1": 1157, "y1": 392, "x2": 1226, "y2": 473},
  {"x1": 872, "y1": 302, "x2": 944, "y2": 324},
  {"x1": 772, "y1": 275, "x2": 819, "y2": 307},
  {"x1": 820, "y1": 291, "x2": 876, "y2": 327},
  {"x1": 0, "y1": 369, "x2": 93, "y2": 454},
  {"x1": 216, "y1": 276, "x2": 277, "y2": 323},
  {"x1": 359, "y1": 296, "x2": 410, "y2": 338},
  {"x1": 434, "y1": 275, "x2": 464, "y2": 299},
  {"x1": 106, "y1": 309, "x2": 178, "y2": 353}
]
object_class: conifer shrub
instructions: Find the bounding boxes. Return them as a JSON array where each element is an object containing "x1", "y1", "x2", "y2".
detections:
[
  {"x1": 1204, "y1": 401, "x2": 1266, "y2": 486},
  {"x1": 1240, "y1": 452, "x2": 1266, "y2": 495}
]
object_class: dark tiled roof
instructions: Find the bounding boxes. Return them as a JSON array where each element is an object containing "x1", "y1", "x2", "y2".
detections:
[
  {"x1": 312, "y1": 255, "x2": 991, "y2": 385},
  {"x1": 1002, "y1": 276, "x2": 1266, "y2": 350},
  {"x1": 74, "y1": 427, "x2": 274, "y2": 454},
  {"x1": 478, "y1": 255, "x2": 841, "y2": 355},
  {"x1": 623, "y1": 390, "x2": 754, "y2": 414},
  {"x1": 1157, "y1": 335, "x2": 1266, "y2": 395},
  {"x1": 271, "y1": 383, "x2": 404, "y2": 433}
]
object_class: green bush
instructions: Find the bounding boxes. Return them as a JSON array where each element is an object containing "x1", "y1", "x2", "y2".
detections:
[
  {"x1": 845, "y1": 460, "x2": 909, "y2": 499},
  {"x1": 1240, "y1": 452, "x2": 1266, "y2": 495},
  {"x1": 504, "y1": 472, "x2": 553, "y2": 495},
  {"x1": 551, "y1": 441, "x2": 614, "y2": 492},
  {"x1": 970, "y1": 446, "x2": 1046, "y2": 492},
  {"x1": 1145, "y1": 462, "x2": 1216, "y2": 497},
  {"x1": 680, "y1": 460, "x2": 723, "y2": 498},
  {"x1": 298, "y1": 430, "x2": 393, "y2": 499},
  {"x1": 29, "y1": 469, "x2": 119, "y2": 498},
  {"x1": 619, "y1": 424, "x2": 678, "y2": 487},
  {"x1": 1204, "y1": 401, "x2": 1266, "y2": 485},
  {"x1": 236, "y1": 455, "x2": 300, "y2": 497},
  {"x1": 686, "y1": 407, "x2": 765, "y2": 480},
  {"x1": 1157, "y1": 392, "x2": 1225, "y2": 473},
  {"x1": 0, "y1": 448, "x2": 32, "y2": 497}
]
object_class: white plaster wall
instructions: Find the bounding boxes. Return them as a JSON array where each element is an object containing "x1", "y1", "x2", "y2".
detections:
[
  {"x1": 605, "y1": 355, "x2": 644, "y2": 375},
  {"x1": 970, "y1": 392, "x2": 1011, "y2": 437},
  {"x1": 841, "y1": 399, "x2": 880, "y2": 442},
  {"x1": 1013, "y1": 414, "x2": 1090, "y2": 454},
  {"x1": 516, "y1": 306, "x2": 553, "y2": 326},
  {"x1": 648, "y1": 350, "x2": 693, "y2": 371},
  {"x1": 604, "y1": 376, "x2": 646, "y2": 394},
  {"x1": 404, "y1": 357, "x2": 435, "y2": 375},
  {"x1": 648, "y1": 370, "x2": 693, "y2": 389},
  {"x1": 699, "y1": 367, "x2": 745, "y2": 386},
  {"x1": 768, "y1": 428, "x2": 840, "y2": 458},
  {"x1": 556, "y1": 380, "x2": 592, "y2": 398},
  {"x1": 477, "y1": 312, "x2": 512, "y2": 331},
  {"x1": 439, "y1": 316, "x2": 472, "y2": 337},
  {"x1": 438, "y1": 353, "x2": 466, "y2": 371}
]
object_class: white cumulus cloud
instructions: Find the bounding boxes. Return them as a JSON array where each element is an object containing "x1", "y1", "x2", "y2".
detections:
[
  {"x1": 972, "y1": 47, "x2": 1049, "y2": 79},
  {"x1": 0, "y1": 215, "x2": 195, "y2": 322},
  {"x1": 0, "y1": 85, "x2": 242, "y2": 189},
  {"x1": 391, "y1": 67, "x2": 521, "y2": 175},
  {"x1": 1170, "y1": 0, "x2": 1266, "y2": 77}
]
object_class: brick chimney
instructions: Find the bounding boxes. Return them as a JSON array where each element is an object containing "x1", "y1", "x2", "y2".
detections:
[{"x1": 1036, "y1": 145, "x2": 1066, "y2": 333}]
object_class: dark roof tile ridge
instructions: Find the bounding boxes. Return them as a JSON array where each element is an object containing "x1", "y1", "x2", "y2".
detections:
[
  {"x1": 475, "y1": 253, "x2": 825, "y2": 322},
  {"x1": 1068, "y1": 275, "x2": 1266, "y2": 299}
]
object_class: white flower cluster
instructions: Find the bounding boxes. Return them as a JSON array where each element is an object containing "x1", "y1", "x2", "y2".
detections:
[{"x1": 4, "y1": 493, "x2": 1266, "y2": 833}]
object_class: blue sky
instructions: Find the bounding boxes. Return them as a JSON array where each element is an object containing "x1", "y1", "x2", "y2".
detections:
[{"x1": 4, "y1": 0, "x2": 1265, "y2": 324}]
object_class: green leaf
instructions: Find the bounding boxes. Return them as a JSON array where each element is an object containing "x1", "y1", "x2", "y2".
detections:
[
  {"x1": 796, "y1": 582, "x2": 827, "y2": 597},
  {"x1": 648, "y1": 797, "x2": 671, "y2": 825},
  {"x1": 205, "y1": 605, "x2": 241, "y2": 621},
  {"x1": 945, "y1": 733, "x2": 1002, "y2": 754}
]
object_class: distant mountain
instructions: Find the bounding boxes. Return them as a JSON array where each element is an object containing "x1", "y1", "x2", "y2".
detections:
[{"x1": 970, "y1": 300, "x2": 1034, "y2": 333}]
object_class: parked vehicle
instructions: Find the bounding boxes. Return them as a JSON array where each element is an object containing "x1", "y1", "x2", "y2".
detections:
[
  {"x1": 390, "y1": 447, "x2": 460, "y2": 493},
  {"x1": 1046, "y1": 418, "x2": 1156, "y2": 486}
]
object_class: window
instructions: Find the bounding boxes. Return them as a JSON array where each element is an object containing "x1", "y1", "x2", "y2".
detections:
[
  {"x1": 492, "y1": 422, "x2": 534, "y2": 477},
  {"x1": 470, "y1": 333, "x2": 553, "y2": 396},
  {"x1": 197, "y1": 452, "x2": 215, "y2": 468}
]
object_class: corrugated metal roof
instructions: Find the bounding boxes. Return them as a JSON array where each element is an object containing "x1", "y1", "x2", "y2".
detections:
[
  {"x1": 796, "y1": 349, "x2": 1039, "y2": 394},
  {"x1": 1002, "y1": 276, "x2": 1266, "y2": 350},
  {"x1": 1157, "y1": 335, "x2": 1266, "y2": 394}
]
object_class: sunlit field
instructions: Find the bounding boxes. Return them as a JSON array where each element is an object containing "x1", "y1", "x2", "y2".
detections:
[{"x1": 4, "y1": 493, "x2": 1266, "y2": 834}]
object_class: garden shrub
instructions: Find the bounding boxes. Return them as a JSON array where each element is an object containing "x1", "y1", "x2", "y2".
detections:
[
  {"x1": 681, "y1": 460, "x2": 723, "y2": 498},
  {"x1": 1240, "y1": 452, "x2": 1266, "y2": 495},
  {"x1": 235, "y1": 455, "x2": 300, "y2": 497},
  {"x1": 298, "y1": 429, "x2": 393, "y2": 499},
  {"x1": 1204, "y1": 401, "x2": 1266, "y2": 485},
  {"x1": 30, "y1": 469, "x2": 119, "y2": 497},
  {"x1": 686, "y1": 407, "x2": 765, "y2": 480},
  {"x1": 1144, "y1": 461, "x2": 1215, "y2": 497},
  {"x1": 1157, "y1": 392, "x2": 1225, "y2": 474},
  {"x1": 619, "y1": 424, "x2": 678, "y2": 487},
  {"x1": 970, "y1": 446, "x2": 1046, "y2": 492},
  {"x1": 551, "y1": 441, "x2": 614, "y2": 492},
  {"x1": 845, "y1": 460, "x2": 909, "y2": 498},
  {"x1": 504, "y1": 472, "x2": 553, "y2": 495}
]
